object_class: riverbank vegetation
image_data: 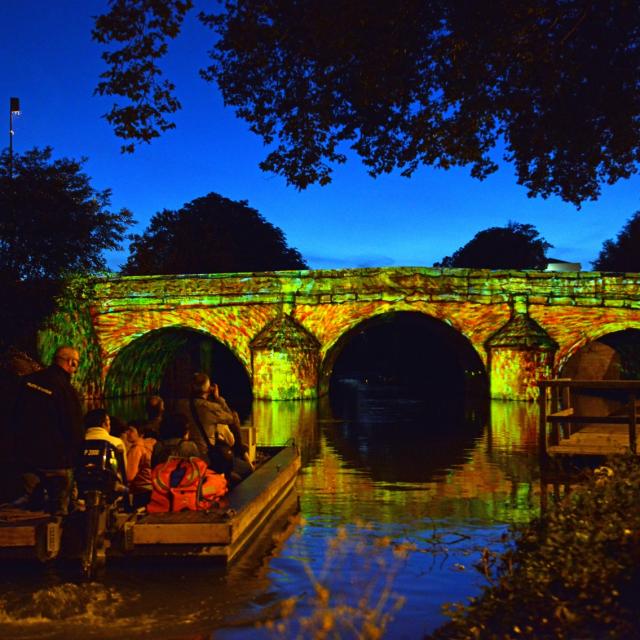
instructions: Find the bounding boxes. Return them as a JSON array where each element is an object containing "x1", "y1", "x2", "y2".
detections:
[
  {"x1": 261, "y1": 522, "x2": 409, "y2": 639},
  {"x1": 431, "y1": 455, "x2": 640, "y2": 639}
]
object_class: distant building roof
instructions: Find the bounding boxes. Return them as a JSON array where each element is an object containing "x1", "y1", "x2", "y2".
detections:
[{"x1": 545, "y1": 259, "x2": 581, "y2": 272}]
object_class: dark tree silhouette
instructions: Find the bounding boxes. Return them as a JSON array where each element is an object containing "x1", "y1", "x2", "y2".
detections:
[
  {"x1": 0, "y1": 147, "x2": 133, "y2": 280},
  {"x1": 592, "y1": 212, "x2": 640, "y2": 272},
  {"x1": 0, "y1": 147, "x2": 133, "y2": 352},
  {"x1": 94, "y1": 1, "x2": 640, "y2": 206},
  {"x1": 122, "y1": 192, "x2": 307, "y2": 275},
  {"x1": 436, "y1": 222, "x2": 552, "y2": 270}
]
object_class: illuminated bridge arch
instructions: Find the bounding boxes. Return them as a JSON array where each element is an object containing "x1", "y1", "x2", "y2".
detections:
[
  {"x1": 103, "y1": 325, "x2": 251, "y2": 400},
  {"x1": 556, "y1": 321, "x2": 640, "y2": 372},
  {"x1": 318, "y1": 310, "x2": 488, "y2": 396}
]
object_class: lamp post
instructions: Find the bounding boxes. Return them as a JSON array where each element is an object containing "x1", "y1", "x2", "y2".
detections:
[{"x1": 9, "y1": 97, "x2": 20, "y2": 178}]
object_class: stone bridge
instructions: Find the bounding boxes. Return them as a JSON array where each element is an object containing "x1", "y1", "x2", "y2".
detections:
[{"x1": 39, "y1": 267, "x2": 640, "y2": 402}]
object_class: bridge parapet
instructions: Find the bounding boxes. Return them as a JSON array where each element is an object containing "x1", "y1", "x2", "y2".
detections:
[{"x1": 91, "y1": 268, "x2": 640, "y2": 310}]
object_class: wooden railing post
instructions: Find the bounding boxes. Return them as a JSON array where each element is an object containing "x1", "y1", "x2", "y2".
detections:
[
  {"x1": 561, "y1": 384, "x2": 572, "y2": 438},
  {"x1": 630, "y1": 393, "x2": 637, "y2": 454},
  {"x1": 538, "y1": 381, "x2": 548, "y2": 458}
]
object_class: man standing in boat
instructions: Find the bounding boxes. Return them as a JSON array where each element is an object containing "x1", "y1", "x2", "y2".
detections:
[{"x1": 14, "y1": 345, "x2": 84, "y2": 515}]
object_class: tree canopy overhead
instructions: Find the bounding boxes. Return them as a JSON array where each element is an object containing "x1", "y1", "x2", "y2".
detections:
[
  {"x1": 592, "y1": 212, "x2": 640, "y2": 272},
  {"x1": 0, "y1": 147, "x2": 133, "y2": 281},
  {"x1": 94, "y1": 1, "x2": 640, "y2": 206},
  {"x1": 436, "y1": 222, "x2": 552, "y2": 270},
  {"x1": 122, "y1": 192, "x2": 307, "y2": 275}
]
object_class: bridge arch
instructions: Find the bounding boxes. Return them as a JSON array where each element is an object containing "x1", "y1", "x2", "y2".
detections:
[
  {"x1": 557, "y1": 321, "x2": 640, "y2": 375},
  {"x1": 104, "y1": 326, "x2": 251, "y2": 405},
  {"x1": 319, "y1": 310, "x2": 488, "y2": 397},
  {"x1": 560, "y1": 326, "x2": 640, "y2": 380}
]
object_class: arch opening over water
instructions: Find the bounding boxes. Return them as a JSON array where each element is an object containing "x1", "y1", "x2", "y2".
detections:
[
  {"x1": 104, "y1": 327, "x2": 252, "y2": 420},
  {"x1": 324, "y1": 312, "x2": 488, "y2": 421},
  {"x1": 561, "y1": 329, "x2": 640, "y2": 381},
  {"x1": 559, "y1": 329, "x2": 640, "y2": 417}
]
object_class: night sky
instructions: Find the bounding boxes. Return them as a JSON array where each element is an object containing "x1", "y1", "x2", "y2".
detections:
[{"x1": 3, "y1": 0, "x2": 640, "y2": 272}]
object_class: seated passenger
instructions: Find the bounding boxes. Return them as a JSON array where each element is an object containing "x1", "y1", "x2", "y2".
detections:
[
  {"x1": 151, "y1": 412, "x2": 202, "y2": 468},
  {"x1": 123, "y1": 421, "x2": 157, "y2": 507},
  {"x1": 108, "y1": 415, "x2": 129, "y2": 442},
  {"x1": 141, "y1": 395, "x2": 164, "y2": 437},
  {"x1": 83, "y1": 409, "x2": 128, "y2": 478}
]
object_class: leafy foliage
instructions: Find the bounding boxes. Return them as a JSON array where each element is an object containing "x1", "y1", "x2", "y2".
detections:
[
  {"x1": 93, "y1": 0, "x2": 194, "y2": 153},
  {"x1": 0, "y1": 147, "x2": 133, "y2": 280},
  {"x1": 95, "y1": 1, "x2": 640, "y2": 205},
  {"x1": 0, "y1": 147, "x2": 132, "y2": 352},
  {"x1": 432, "y1": 456, "x2": 640, "y2": 639},
  {"x1": 122, "y1": 192, "x2": 307, "y2": 275},
  {"x1": 436, "y1": 222, "x2": 551, "y2": 269},
  {"x1": 592, "y1": 211, "x2": 640, "y2": 272},
  {"x1": 261, "y1": 522, "x2": 408, "y2": 638}
]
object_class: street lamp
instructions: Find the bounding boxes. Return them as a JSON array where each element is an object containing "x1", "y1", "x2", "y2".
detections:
[{"x1": 9, "y1": 97, "x2": 20, "y2": 178}]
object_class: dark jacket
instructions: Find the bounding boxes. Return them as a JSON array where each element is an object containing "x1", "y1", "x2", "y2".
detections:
[{"x1": 15, "y1": 363, "x2": 84, "y2": 469}]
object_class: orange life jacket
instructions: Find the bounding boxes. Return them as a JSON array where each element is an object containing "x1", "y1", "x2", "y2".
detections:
[{"x1": 147, "y1": 456, "x2": 227, "y2": 513}]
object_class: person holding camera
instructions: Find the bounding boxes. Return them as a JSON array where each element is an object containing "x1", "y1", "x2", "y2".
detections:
[{"x1": 176, "y1": 373, "x2": 253, "y2": 483}]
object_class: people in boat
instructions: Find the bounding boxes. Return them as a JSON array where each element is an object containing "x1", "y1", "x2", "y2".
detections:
[
  {"x1": 210, "y1": 380, "x2": 254, "y2": 480},
  {"x1": 108, "y1": 414, "x2": 128, "y2": 440},
  {"x1": 83, "y1": 408, "x2": 128, "y2": 477},
  {"x1": 140, "y1": 395, "x2": 164, "y2": 436},
  {"x1": 150, "y1": 412, "x2": 202, "y2": 468},
  {"x1": 13, "y1": 346, "x2": 84, "y2": 515},
  {"x1": 176, "y1": 373, "x2": 253, "y2": 481},
  {"x1": 123, "y1": 420, "x2": 157, "y2": 507}
]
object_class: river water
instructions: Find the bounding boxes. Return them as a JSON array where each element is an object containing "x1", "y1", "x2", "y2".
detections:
[{"x1": 0, "y1": 385, "x2": 543, "y2": 639}]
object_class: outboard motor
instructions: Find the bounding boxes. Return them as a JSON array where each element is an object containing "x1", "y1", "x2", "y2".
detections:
[
  {"x1": 76, "y1": 441, "x2": 127, "y2": 578},
  {"x1": 76, "y1": 440, "x2": 126, "y2": 498}
]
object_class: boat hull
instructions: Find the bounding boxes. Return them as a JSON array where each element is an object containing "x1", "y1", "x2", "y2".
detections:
[{"x1": 0, "y1": 444, "x2": 301, "y2": 567}]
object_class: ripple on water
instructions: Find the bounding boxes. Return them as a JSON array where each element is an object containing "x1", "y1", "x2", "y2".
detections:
[{"x1": 0, "y1": 582, "x2": 159, "y2": 639}]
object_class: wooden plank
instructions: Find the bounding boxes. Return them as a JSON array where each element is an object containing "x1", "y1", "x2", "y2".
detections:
[
  {"x1": 0, "y1": 526, "x2": 36, "y2": 547},
  {"x1": 548, "y1": 415, "x2": 634, "y2": 425},
  {"x1": 548, "y1": 408, "x2": 574, "y2": 418},
  {"x1": 578, "y1": 424, "x2": 630, "y2": 433},
  {"x1": 133, "y1": 522, "x2": 230, "y2": 545},
  {"x1": 540, "y1": 380, "x2": 640, "y2": 391},
  {"x1": 548, "y1": 445, "x2": 631, "y2": 455},
  {"x1": 570, "y1": 435, "x2": 629, "y2": 444}
]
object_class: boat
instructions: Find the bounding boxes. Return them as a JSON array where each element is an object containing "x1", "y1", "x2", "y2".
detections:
[{"x1": 0, "y1": 443, "x2": 301, "y2": 573}]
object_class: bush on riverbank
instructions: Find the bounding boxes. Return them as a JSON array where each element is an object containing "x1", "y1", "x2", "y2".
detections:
[{"x1": 431, "y1": 455, "x2": 640, "y2": 639}]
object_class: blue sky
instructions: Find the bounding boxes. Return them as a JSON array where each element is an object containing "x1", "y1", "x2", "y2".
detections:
[{"x1": 3, "y1": 0, "x2": 640, "y2": 272}]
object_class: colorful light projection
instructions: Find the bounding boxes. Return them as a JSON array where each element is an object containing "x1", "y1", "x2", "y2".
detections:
[
  {"x1": 38, "y1": 275, "x2": 103, "y2": 397},
  {"x1": 250, "y1": 314, "x2": 321, "y2": 400},
  {"x1": 37, "y1": 268, "x2": 640, "y2": 402},
  {"x1": 486, "y1": 312, "x2": 557, "y2": 401}
]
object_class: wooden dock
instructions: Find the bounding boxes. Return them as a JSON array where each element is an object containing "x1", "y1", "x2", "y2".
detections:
[{"x1": 538, "y1": 379, "x2": 640, "y2": 458}]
